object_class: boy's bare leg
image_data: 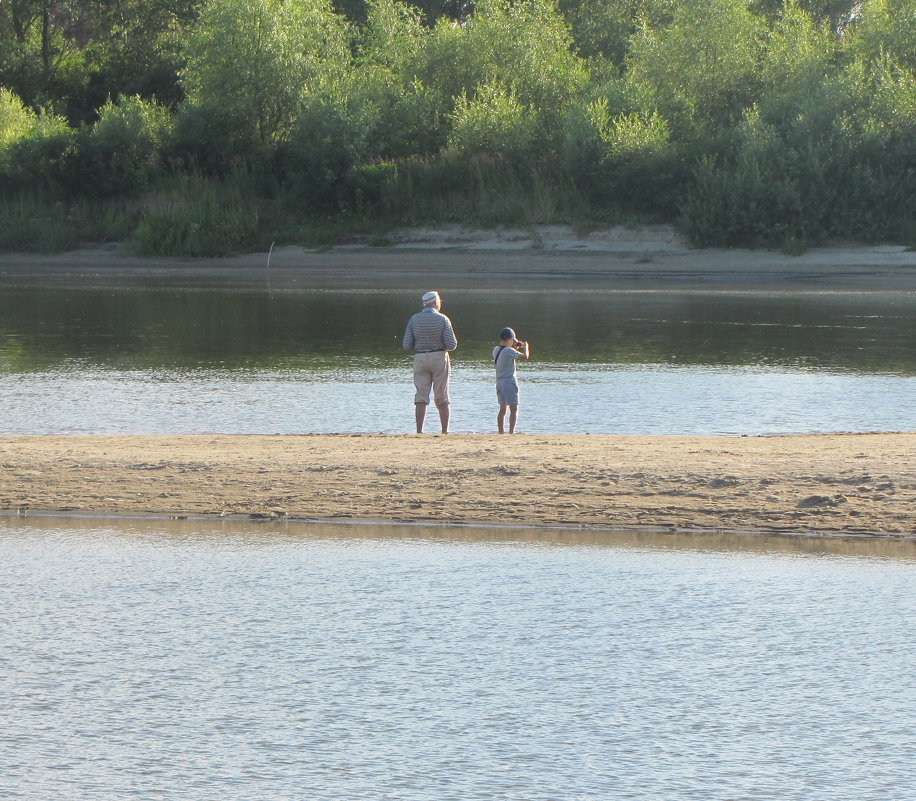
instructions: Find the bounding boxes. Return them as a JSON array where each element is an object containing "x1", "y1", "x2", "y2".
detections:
[
  {"x1": 509, "y1": 405, "x2": 519, "y2": 433},
  {"x1": 415, "y1": 402, "x2": 427, "y2": 433},
  {"x1": 497, "y1": 405, "x2": 507, "y2": 433},
  {"x1": 436, "y1": 401, "x2": 450, "y2": 434}
]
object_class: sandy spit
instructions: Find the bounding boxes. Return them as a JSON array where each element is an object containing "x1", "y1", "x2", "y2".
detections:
[{"x1": 2, "y1": 433, "x2": 913, "y2": 539}]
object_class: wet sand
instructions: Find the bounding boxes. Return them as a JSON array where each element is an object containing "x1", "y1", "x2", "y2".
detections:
[{"x1": 2, "y1": 433, "x2": 914, "y2": 539}]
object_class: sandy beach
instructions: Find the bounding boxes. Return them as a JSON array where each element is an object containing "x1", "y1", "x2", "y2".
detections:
[{"x1": 2, "y1": 433, "x2": 914, "y2": 538}]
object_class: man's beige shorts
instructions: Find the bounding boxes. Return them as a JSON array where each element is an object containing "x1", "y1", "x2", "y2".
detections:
[{"x1": 413, "y1": 351, "x2": 451, "y2": 405}]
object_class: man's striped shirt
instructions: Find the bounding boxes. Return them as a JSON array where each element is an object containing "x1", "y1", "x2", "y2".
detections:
[{"x1": 403, "y1": 308, "x2": 458, "y2": 353}]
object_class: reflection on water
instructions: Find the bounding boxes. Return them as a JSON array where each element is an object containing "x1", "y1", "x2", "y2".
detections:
[
  {"x1": 2, "y1": 516, "x2": 914, "y2": 801},
  {"x1": 1, "y1": 277, "x2": 915, "y2": 435},
  {"x1": 9, "y1": 512, "x2": 916, "y2": 558},
  {"x1": 2, "y1": 281, "x2": 916, "y2": 373}
]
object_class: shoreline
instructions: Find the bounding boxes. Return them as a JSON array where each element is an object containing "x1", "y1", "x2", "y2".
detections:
[
  {"x1": 3, "y1": 433, "x2": 914, "y2": 540},
  {"x1": 1, "y1": 226, "x2": 915, "y2": 291}
]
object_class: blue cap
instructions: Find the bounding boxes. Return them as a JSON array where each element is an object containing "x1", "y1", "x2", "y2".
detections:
[{"x1": 500, "y1": 327, "x2": 516, "y2": 340}]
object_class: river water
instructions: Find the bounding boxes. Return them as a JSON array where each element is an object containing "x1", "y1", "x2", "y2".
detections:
[
  {"x1": 1, "y1": 274, "x2": 915, "y2": 434},
  {"x1": 2, "y1": 267, "x2": 915, "y2": 799},
  {"x1": 1, "y1": 516, "x2": 915, "y2": 801}
]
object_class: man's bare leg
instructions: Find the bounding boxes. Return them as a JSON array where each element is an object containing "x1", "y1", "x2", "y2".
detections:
[
  {"x1": 436, "y1": 401, "x2": 450, "y2": 434},
  {"x1": 497, "y1": 405, "x2": 508, "y2": 433},
  {"x1": 415, "y1": 402, "x2": 427, "y2": 433},
  {"x1": 509, "y1": 405, "x2": 519, "y2": 434}
]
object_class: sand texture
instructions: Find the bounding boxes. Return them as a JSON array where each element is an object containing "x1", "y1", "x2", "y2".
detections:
[{"x1": 2, "y1": 433, "x2": 913, "y2": 538}]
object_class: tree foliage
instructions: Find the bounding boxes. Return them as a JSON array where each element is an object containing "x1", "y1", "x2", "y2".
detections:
[
  {"x1": 73, "y1": 95, "x2": 173, "y2": 196},
  {"x1": 180, "y1": 0, "x2": 349, "y2": 153},
  {"x1": 0, "y1": 1, "x2": 198, "y2": 122},
  {"x1": 627, "y1": 0, "x2": 766, "y2": 137},
  {"x1": 1, "y1": 0, "x2": 915, "y2": 250},
  {"x1": 447, "y1": 81, "x2": 537, "y2": 158}
]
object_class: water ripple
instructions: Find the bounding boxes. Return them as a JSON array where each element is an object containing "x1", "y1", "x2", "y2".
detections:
[{"x1": 1, "y1": 521, "x2": 914, "y2": 800}]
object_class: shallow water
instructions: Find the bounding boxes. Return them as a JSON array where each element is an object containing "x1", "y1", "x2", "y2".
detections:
[
  {"x1": 3, "y1": 362, "x2": 915, "y2": 435},
  {"x1": 1, "y1": 276, "x2": 915, "y2": 434},
  {"x1": 1, "y1": 516, "x2": 914, "y2": 801}
]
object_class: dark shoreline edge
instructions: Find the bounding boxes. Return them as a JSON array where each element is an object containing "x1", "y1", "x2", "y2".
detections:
[
  {"x1": 4, "y1": 508, "x2": 915, "y2": 543},
  {"x1": 1, "y1": 238, "x2": 916, "y2": 293}
]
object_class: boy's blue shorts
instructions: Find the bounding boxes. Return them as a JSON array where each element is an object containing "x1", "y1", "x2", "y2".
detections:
[{"x1": 496, "y1": 377, "x2": 520, "y2": 406}]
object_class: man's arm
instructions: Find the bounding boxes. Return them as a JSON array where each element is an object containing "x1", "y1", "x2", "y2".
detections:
[
  {"x1": 402, "y1": 319, "x2": 415, "y2": 351},
  {"x1": 443, "y1": 319, "x2": 458, "y2": 351},
  {"x1": 516, "y1": 340, "x2": 530, "y2": 360}
]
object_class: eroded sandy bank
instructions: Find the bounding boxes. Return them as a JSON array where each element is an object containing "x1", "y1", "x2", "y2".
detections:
[{"x1": 1, "y1": 226, "x2": 915, "y2": 291}]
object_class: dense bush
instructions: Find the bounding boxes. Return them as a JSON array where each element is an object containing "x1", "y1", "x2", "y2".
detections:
[
  {"x1": 0, "y1": 89, "x2": 33, "y2": 152},
  {"x1": 0, "y1": 98, "x2": 74, "y2": 196},
  {"x1": 70, "y1": 96, "x2": 173, "y2": 198},
  {"x1": 447, "y1": 83, "x2": 538, "y2": 159}
]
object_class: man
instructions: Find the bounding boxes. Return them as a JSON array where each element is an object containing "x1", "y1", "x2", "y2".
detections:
[{"x1": 402, "y1": 290, "x2": 458, "y2": 433}]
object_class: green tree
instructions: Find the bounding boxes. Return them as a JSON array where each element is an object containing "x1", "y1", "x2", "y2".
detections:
[
  {"x1": 77, "y1": 1, "x2": 200, "y2": 116},
  {"x1": 560, "y1": 95, "x2": 678, "y2": 215},
  {"x1": 0, "y1": 1, "x2": 85, "y2": 109},
  {"x1": 751, "y1": 0, "x2": 858, "y2": 29},
  {"x1": 557, "y1": 0, "x2": 676, "y2": 64},
  {"x1": 353, "y1": 0, "x2": 447, "y2": 156},
  {"x1": 0, "y1": 86, "x2": 72, "y2": 193},
  {"x1": 757, "y1": 1, "x2": 841, "y2": 131},
  {"x1": 0, "y1": 1, "x2": 200, "y2": 122},
  {"x1": 626, "y1": 0, "x2": 766, "y2": 138},
  {"x1": 418, "y1": 0, "x2": 587, "y2": 151},
  {"x1": 0, "y1": 89, "x2": 34, "y2": 152},
  {"x1": 447, "y1": 80, "x2": 537, "y2": 158},
  {"x1": 179, "y1": 0, "x2": 350, "y2": 155},
  {"x1": 332, "y1": 0, "x2": 474, "y2": 24},
  {"x1": 70, "y1": 95, "x2": 172, "y2": 196},
  {"x1": 558, "y1": 0, "x2": 637, "y2": 62},
  {"x1": 283, "y1": 0, "x2": 446, "y2": 207},
  {"x1": 844, "y1": 0, "x2": 916, "y2": 71}
]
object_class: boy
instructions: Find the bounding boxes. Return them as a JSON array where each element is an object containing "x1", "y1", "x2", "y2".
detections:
[{"x1": 493, "y1": 327, "x2": 530, "y2": 434}]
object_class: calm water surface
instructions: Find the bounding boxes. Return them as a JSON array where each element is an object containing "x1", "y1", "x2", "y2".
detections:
[
  {"x1": 1, "y1": 273, "x2": 915, "y2": 434},
  {"x1": 1, "y1": 516, "x2": 914, "y2": 801}
]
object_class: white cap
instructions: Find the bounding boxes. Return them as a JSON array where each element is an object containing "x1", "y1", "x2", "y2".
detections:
[{"x1": 421, "y1": 291, "x2": 440, "y2": 306}]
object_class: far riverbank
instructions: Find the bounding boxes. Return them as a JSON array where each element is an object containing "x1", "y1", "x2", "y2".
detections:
[{"x1": 1, "y1": 225, "x2": 915, "y2": 291}]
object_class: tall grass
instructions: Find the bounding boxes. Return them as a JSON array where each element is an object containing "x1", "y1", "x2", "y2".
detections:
[
  {"x1": 354, "y1": 154, "x2": 592, "y2": 228},
  {"x1": 0, "y1": 194, "x2": 134, "y2": 252},
  {"x1": 131, "y1": 172, "x2": 264, "y2": 257}
]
